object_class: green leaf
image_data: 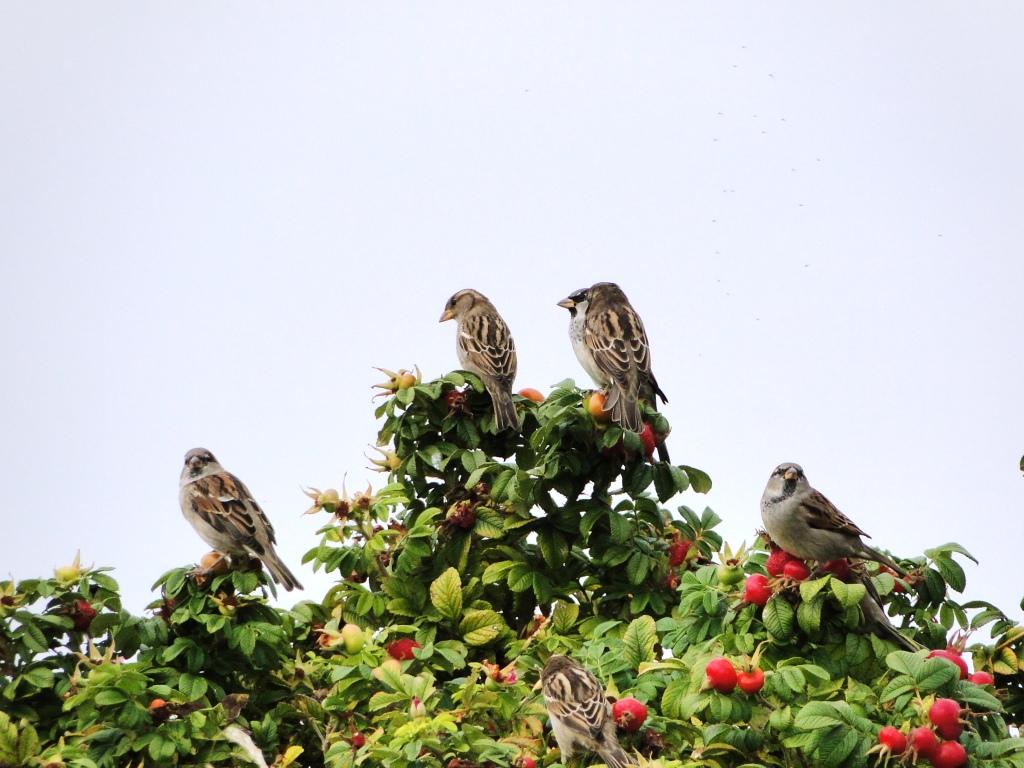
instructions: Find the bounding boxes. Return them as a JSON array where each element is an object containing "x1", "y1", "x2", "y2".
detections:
[
  {"x1": 179, "y1": 672, "x2": 208, "y2": 701},
  {"x1": 622, "y1": 615, "x2": 658, "y2": 670},
  {"x1": 506, "y1": 563, "x2": 533, "y2": 593},
  {"x1": 879, "y1": 674, "x2": 916, "y2": 702},
  {"x1": 20, "y1": 667, "x2": 54, "y2": 690},
  {"x1": 829, "y1": 578, "x2": 865, "y2": 609},
  {"x1": 799, "y1": 576, "x2": 830, "y2": 603},
  {"x1": 794, "y1": 701, "x2": 847, "y2": 730},
  {"x1": 459, "y1": 610, "x2": 503, "y2": 646},
  {"x1": 429, "y1": 568, "x2": 463, "y2": 621},
  {"x1": 763, "y1": 596, "x2": 795, "y2": 642},
  {"x1": 886, "y1": 651, "x2": 925, "y2": 678},
  {"x1": 551, "y1": 601, "x2": 580, "y2": 634},
  {"x1": 680, "y1": 465, "x2": 712, "y2": 493},
  {"x1": 653, "y1": 463, "x2": 675, "y2": 502},
  {"x1": 481, "y1": 561, "x2": 515, "y2": 584},
  {"x1": 625, "y1": 552, "x2": 651, "y2": 585},
  {"x1": 472, "y1": 508, "x2": 504, "y2": 538},
  {"x1": 953, "y1": 681, "x2": 1002, "y2": 711},
  {"x1": 94, "y1": 689, "x2": 128, "y2": 706},
  {"x1": 916, "y1": 658, "x2": 959, "y2": 691},
  {"x1": 796, "y1": 596, "x2": 823, "y2": 635},
  {"x1": 933, "y1": 555, "x2": 966, "y2": 592}
]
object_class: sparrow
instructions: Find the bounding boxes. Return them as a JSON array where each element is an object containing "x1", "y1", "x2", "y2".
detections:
[
  {"x1": 760, "y1": 463, "x2": 907, "y2": 577},
  {"x1": 541, "y1": 654, "x2": 636, "y2": 768},
  {"x1": 179, "y1": 448, "x2": 303, "y2": 591},
  {"x1": 558, "y1": 282, "x2": 669, "y2": 459},
  {"x1": 439, "y1": 289, "x2": 519, "y2": 432}
]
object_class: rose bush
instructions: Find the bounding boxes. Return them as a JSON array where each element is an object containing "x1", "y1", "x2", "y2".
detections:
[{"x1": 2, "y1": 372, "x2": 1023, "y2": 767}]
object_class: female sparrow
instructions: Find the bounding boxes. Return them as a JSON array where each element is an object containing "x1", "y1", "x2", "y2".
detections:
[
  {"x1": 439, "y1": 289, "x2": 519, "y2": 432},
  {"x1": 541, "y1": 654, "x2": 636, "y2": 768},
  {"x1": 760, "y1": 463, "x2": 907, "y2": 576},
  {"x1": 179, "y1": 448, "x2": 303, "y2": 591},
  {"x1": 558, "y1": 283, "x2": 668, "y2": 446}
]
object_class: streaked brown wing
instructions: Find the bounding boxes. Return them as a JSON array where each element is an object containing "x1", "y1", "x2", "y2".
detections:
[
  {"x1": 584, "y1": 301, "x2": 649, "y2": 386},
  {"x1": 542, "y1": 661, "x2": 609, "y2": 740},
  {"x1": 459, "y1": 311, "x2": 517, "y2": 385},
  {"x1": 189, "y1": 472, "x2": 277, "y2": 546},
  {"x1": 799, "y1": 489, "x2": 871, "y2": 539}
]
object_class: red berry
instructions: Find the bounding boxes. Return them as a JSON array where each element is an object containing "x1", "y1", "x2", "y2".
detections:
[
  {"x1": 910, "y1": 727, "x2": 939, "y2": 759},
  {"x1": 386, "y1": 638, "x2": 421, "y2": 661},
  {"x1": 514, "y1": 758, "x2": 537, "y2": 768},
  {"x1": 668, "y1": 539, "x2": 691, "y2": 567},
  {"x1": 736, "y1": 668, "x2": 765, "y2": 694},
  {"x1": 928, "y1": 698, "x2": 962, "y2": 740},
  {"x1": 705, "y1": 657, "x2": 737, "y2": 693},
  {"x1": 782, "y1": 559, "x2": 810, "y2": 581},
  {"x1": 611, "y1": 697, "x2": 648, "y2": 733},
  {"x1": 931, "y1": 740, "x2": 968, "y2": 768},
  {"x1": 638, "y1": 423, "x2": 657, "y2": 459},
  {"x1": 928, "y1": 649, "x2": 969, "y2": 680},
  {"x1": 969, "y1": 671, "x2": 995, "y2": 686},
  {"x1": 350, "y1": 733, "x2": 366, "y2": 749},
  {"x1": 742, "y1": 574, "x2": 772, "y2": 606},
  {"x1": 71, "y1": 599, "x2": 97, "y2": 631},
  {"x1": 878, "y1": 726, "x2": 907, "y2": 755},
  {"x1": 765, "y1": 548, "x2": 794, "y2": 577},
  {"x1": 822, "y1": 558, "x2": 850, "y2": 578}
]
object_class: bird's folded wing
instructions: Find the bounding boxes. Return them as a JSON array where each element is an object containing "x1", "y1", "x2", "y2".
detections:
[
  {"x1": 186, "y1": 472, "x2": 277, "y2": 545},
  {"x1": 798, "y1": 490, "x2": 871, "y2": 539},
  {"x1": 459, "y1": 315, "x2": 517, "y2": 383},
  {"x1": 584, "y1": 305, "x2": 650, "y2": 384}
]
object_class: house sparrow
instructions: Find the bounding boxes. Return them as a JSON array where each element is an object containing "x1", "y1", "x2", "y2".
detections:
[
  {"x1": 541, "y1": 654, "x2": 636, "y2": 768},
  {"x1": 760, "y1": 463, "x2": 907, "y2": 577},
  {"x1": 558, "y1": 282, "x2": 669, "y2": 459},
  {"x1": 439, "y1": 289, "x2": 519, "y2": 432},
  {"x1": 179, "y1": 448, "x2": 303, "y2": 591}
]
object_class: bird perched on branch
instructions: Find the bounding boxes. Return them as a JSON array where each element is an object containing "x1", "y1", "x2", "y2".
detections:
[
  {"x1": 760, "y1": 463, "x2": 906, "y2": 576},
  {"x1": 439, "y1": 289, "x2": 519, "y2": 432},
  {"x1": 558, "y1": 282, "x2": 669, "y2": 461},
  {"x1": 541, "y1": 654, "x2": 636, "y2": 768},
  {"x1": 179, "y1": 448, "x2": 303, "y2": 591}
]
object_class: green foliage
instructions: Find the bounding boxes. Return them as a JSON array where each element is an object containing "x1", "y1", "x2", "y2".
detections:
[{"x1": 1, "y1": 373, "x2": 1022, "y2": 767}]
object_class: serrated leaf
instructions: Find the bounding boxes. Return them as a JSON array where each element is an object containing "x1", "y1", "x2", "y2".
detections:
[
  {"x1": 763, "y1": 596, "x2": 795, "y2": 641},
  {"x1": 481, "y1": 560, "x2": 515, "y2": 584},
  {"x1": 886, "y1": 651, "x2": 925, "y2": 678},
  {"x1": 879, "y1": 674, "x2": 916, "y2": 702},
  {"x1": 653, "y1": 463, "x2": 675, "y2": 502},
  {"x1": 459, "y1": 610, "x2": 503, "y2": 646},
  {"x1": 429, "y1": 568, "x2": 463, "y2": 621},
  {"x1": 472, "y1": 509, "x2": 504, "y2": 539},
  {"x1": 538, "y1": 528, "x2": 568, "y2": 569},
  {"x1": 622, "y1": 615, "x2": 658, "y2": 670},
  {"x1": 916, "y1": 658, "x2": 959, "y2": 691},
  {"x1": 794, "y1": 701, "x2": 847, "y2": 730},
  {"x1": 933, "y1": 555, "x2": 966, "y2": 592},
  {"x1": 551, "y1": 601, "x2": 579, "y2": 634},
  {"x1": 625, "y1": 552, "x2": 651, "y2": 585},
  {"x1": 797, "y1": 596, "x2": 823, "y2": 635},
  {"x1": 799, "y1": 576, "x2": 830, "y2": 603}
]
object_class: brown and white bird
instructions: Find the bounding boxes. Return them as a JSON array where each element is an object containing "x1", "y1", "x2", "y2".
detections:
[
  {"x1": 558, "y1": 283, "x2": 668, "y2": 456},
  {"x1": 541, "y1": 654, "x2": 636, "y2": 768},
  {"x1": 179, "y1": 448, "x2": 303, "y2": 591},
  {"x1": 439, "y1": 289, "x2": 519, "y2": 432},
  {"x1": 760, "y1": 463, "x2": 907, "y2": 577}
]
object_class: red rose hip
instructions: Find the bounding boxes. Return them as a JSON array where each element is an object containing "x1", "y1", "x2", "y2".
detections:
[
  {"x1": 705, "y1": 657, "x2": 738, "y2": 693},
  {"x1": 611, "y1": 697, "x2": 648, "y2": 732},
  {"x1": 878, "y1": 726, "x2": 907, "y2": 755},
  {"x1": 737, "y1": 668, "x2": 765, "y2": 694}
]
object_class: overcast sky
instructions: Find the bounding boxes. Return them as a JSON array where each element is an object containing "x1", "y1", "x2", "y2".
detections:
[{"x1": 1, "y1": 4, "x2": 1021, "y2": 628}]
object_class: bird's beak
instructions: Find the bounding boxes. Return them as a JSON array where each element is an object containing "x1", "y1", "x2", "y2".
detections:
[
  {"x1": 783, "y1": 468, "x2": 798, "y2": 482},
  {"x1": 439, "y1": 309, "x2": 455, "y2": 323},
  {"x1": 556, "y1": 297, "x2": 575, "y2": 310}
]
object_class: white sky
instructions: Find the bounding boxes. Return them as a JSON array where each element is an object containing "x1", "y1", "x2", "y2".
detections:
[{"x1": 1, "y1": 4, "x2": 1021, "y2": 626}]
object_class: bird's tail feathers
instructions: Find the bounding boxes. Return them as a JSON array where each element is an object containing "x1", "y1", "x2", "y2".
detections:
[
  {"x1": 262, "y1": 550, "x2": 303, "y2": 591},
  {"x1": 608, "y1": 386, "x2": 642, "y2": 432},
  {"x1": 489, "y1": 388, "x2": 519, "y2": 432},
  {"x1": 599, "y1": 743, "x2": 638, "y2": 768}
]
